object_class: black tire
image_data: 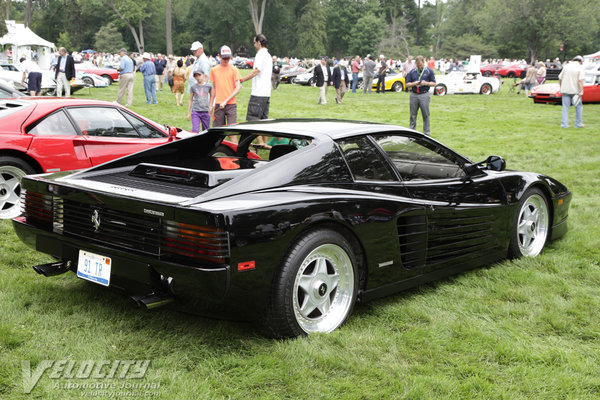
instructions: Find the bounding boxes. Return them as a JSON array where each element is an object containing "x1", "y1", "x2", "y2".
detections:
[
  {"x1": 101, "y1": 74, "x2": 113, "y2": 84},
  {"x1": 392, "y1": 81, "x2": 404, "y2": 92},
  {"x1": 261, "y1": 229, "x2": 358, "y2": 338},
  {"x1": 508, "y1": 187, "x2": 550, "y2": 259},
  {"x1": 82, "y1": 77, "x2": 94, "y2": 86},
  {"x1": 0, "y1": 156, "x2": 36, "y2": 219},
  {"x1": 356, "y1": 79, "x2": 364, "y2": 90},
  {"x1": 483, "y1": 71, "x2": 492, "y2": 77},
  {"x1": 435, "y1": 84, "x2": 447, "y2": 96},
  {"x1": 507, "y1": 72, "x2": 516, "y2": 78},
  {"x1": 520, "y1": 71, "x2": 526, "y2": 79},
  {"x1": 480, "y1": 83, "x2": 492, "y2": 95},
  {"x1": 307, "y1": 77, "x2": 315, "y2": 86}
]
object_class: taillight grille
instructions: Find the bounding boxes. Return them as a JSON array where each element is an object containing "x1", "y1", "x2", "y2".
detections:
[{"x1": 21, "y1": 190, "x2": 53, "y2": 228}]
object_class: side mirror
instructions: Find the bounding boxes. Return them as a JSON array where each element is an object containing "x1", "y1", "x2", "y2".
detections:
[
  {"x1": 485, "y1": 155, "x2": 506, "y2": 171},
  {"x1": 166, "y1": 126, "x2": 178, "y2": 141}
]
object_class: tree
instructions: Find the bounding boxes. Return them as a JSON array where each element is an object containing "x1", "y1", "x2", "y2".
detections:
[
  {"x1": 348, "y1": 12, "x2": 383, "y2": 57},
  {"x1": 296, "y1": 0, "x2": 326, "y2": 58},
  {"x1": 100, "y1": 0, "x2": 150, "y2": 53},
  {"x1": 165, "y1": 0, "x2": 172, "y2": 55},
  {"x1": 95, "y1": 23, "x2": 126, "y2": 53},
  {"x1": 249, "y1": 0, "x2": 267, "y2": 34}
]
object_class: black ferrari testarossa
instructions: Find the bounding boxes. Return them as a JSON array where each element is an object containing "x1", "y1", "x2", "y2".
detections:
[{"x1": 13, "y1": 119, "x2": 571, "y2": 338}]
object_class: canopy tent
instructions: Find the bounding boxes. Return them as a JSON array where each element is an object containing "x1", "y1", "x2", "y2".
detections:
[
  {"x1": 583, "y1": 50, "x2": 600, "y2": 60},
  {"x1": 0, "y1": 20, "x2": 55, "y2": 69}
]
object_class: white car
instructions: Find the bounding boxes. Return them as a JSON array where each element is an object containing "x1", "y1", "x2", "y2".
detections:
[
  {"x1": 291, "y1": 66, "x2": 316, "y2": 85},
  {"x1": 434, "y1": 71, "x2": 500, "y2": 96},
  {"x1": 0, "y1": 63, "x2": 56, "y2": 94},
  {"x1": 76, "y1": 70, "x2": 110, "y2": 87}
]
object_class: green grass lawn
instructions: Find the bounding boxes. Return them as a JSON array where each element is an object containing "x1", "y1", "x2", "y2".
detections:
[{"x1": 1, "y1": 73, "x2": 599, "y2": 399}]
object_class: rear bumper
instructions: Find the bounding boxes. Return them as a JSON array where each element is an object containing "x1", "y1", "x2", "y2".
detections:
[{"x1": 12, "y1": 217, "x2": 230, "y2": 303}]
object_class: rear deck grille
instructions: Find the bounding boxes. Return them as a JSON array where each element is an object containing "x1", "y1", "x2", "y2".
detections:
[{"x1": 62, "y1": 200, "x2": 162, "y2": 255}]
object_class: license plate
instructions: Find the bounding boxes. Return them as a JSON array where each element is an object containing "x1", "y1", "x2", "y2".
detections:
[{"x1": 77, "y1": 250, "x2": 111, "y2": 287}]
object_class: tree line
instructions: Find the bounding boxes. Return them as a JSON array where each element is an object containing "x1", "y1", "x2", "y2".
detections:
[{"x1": 3, "y1": 0, "x2": 599, "y2": 62}]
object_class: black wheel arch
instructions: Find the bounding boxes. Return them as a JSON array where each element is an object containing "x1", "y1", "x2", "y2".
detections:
[{"x1": 0, "y1": 150, "x2": 43, "y2": 173}]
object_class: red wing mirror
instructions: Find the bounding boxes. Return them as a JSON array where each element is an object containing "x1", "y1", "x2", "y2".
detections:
[{"x1": 167, "y1": 126, "x2": 178, "y2": 141}]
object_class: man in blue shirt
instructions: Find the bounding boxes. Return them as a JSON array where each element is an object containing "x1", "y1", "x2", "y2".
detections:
[
  {"x1": 139, "y1": 52, "x2": 157, "y2": 104},
  {"x1": 116, "y1": 48, "x2": 135, "y2": 106},
  {"x1": 405, "y1": 55, "x2": 436, "y2": 135}
]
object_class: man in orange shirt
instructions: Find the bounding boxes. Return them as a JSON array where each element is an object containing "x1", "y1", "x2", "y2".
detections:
[{"x1": 209, "y1": 45, "x2": 242, "y2": 135}]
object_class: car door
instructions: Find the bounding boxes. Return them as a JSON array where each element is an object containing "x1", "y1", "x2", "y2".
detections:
[
  {"x1": 370, "y1": 133, "x2": 508, "y2": 275},
  {"x1": 25, "y1": 109, "x2": 92, "y2": 172},
  {"x1": 65, "y1": 106, "x2": 170, "y2": 166}
]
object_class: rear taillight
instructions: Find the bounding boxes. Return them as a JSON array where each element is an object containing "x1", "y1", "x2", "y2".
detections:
[
  {"x1": 21, "y1": 190, "x2": 53, "y2": 228},
  {"x1": 162, "y1": 221, "x2": 229, "y2": 264}
]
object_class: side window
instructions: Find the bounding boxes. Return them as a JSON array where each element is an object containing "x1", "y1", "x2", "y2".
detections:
[
  {"x1": 372, "y1": 134, "x2": 465, "y2": 181},
  {"x1": 28, "y1": 110, "x2": 78, "y2": 136},
  {"x1": 122, "y1": 112, "x2": 166, "y2": 138},
  {"x1": 67, "y1": 107, "x2": 140, "y2": 137},
  {"x1": 337, "y1": 136, "x2": 397, "y2": 182}
]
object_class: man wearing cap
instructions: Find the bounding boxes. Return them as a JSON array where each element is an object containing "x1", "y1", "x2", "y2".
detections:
[
  {"x1": 139, "y1": 52, "x2": 158, "y2": 104},
  {"x1": 188, "y1": 41, "x2": 211, "y2": 92},
  {"x1": 209, "y1": 45, "x2": 242, "y2": 135},
  {"x1": 116, "y1": 48, "x2": 135, "y2": 106},
  {"x1": 559, "y1": 55, "x2": 585, "y2": 128},
  {"x1": 240, "y1": 34, "x2": 272, "y2": 122},
  {"x1": 54, "y1": 47, "x2": 76, "y2": 97}
]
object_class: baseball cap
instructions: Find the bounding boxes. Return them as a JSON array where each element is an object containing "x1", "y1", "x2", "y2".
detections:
[
  {"x1": 220, "y1": 45, "x2": 232, "y2": 58},
  {"x1": 190, "y1": 41, "x2": 203, "y2": 51}
]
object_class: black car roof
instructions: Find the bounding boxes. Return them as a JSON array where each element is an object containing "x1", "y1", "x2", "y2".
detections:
[{"x1": 207, "y1": 119, "x2": 419, "y2": 140}]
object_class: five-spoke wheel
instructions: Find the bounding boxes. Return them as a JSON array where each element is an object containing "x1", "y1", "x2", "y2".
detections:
[
  {"x1": 0, "y1": 157, "x2": 35, "y2": 219},
  {"x1": 509, "y1": 188, "x2": 550, "y2": 258},
  {"x1": 262, "y1": 229, "x2": 358, "y2": 338}
]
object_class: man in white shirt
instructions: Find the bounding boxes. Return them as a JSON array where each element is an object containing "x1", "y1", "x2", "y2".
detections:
[
  {"x1": 559, "y1": 55, "x2": 585, "y2": 128},
  {"x1": 188, "y1": 41, "x2": 211, "y2": 92},
  {"x1": 20, "y1": 56, "x2": 43, "y2": 96},
  {"x1": 241, "y1": 33, "x2": 272, "y2": 121},
  {"x1": 313, "y1": 57, "x2": 332, "y2": 104}
]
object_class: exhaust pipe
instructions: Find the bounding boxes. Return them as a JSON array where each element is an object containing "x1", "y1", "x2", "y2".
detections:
[
  {"x1": 131, "y1": 292, "x2": 174, "y2": 310},
  {"x1": 33, "y1": 261, "x2": 72, "y2": 277}
]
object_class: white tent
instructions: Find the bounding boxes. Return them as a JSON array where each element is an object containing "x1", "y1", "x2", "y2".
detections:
[
  {"x1": 0, "y1": 20, "x2": 56, "y2": 69},
  {"x1": 583, "y1": 50, "x2": 600, "y2": 61}
]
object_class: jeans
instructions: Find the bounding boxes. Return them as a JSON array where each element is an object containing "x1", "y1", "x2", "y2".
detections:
[
  {"x1": 351, "y1": 72, "x2": 358, "y2": 93},
  {"x1": 143, "y1": 75, "x2": 157, "y2": 104},
  {"x1": 561, "y1": 94, "x2": 583, "y2": 128},
  {"x1": 376, "y1": 75, "x2": 385, "y2": 93}
]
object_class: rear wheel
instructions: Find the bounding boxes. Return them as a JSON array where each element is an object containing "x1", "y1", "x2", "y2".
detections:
[
  {"x1": 356, "y1": 79, "x2": 364, "y2": 90},
  {"x1": 101, "y1": 74, "x2": 113, "y2": 84},
  {"x1": 307, "y1": 77, "x2": 315, "y2": 86},
  {"x1": 507, "y1": 72, "x2": 516, "y2": 78},
  {"x1": 508, "y1": 188, "x2": 550, "y2": 258},
  {"x1": 483, "y1": 71, "x2": 492, "y2": 77},
  {"x1": 262, "y1": 229, "x2": 358, "y2": 338},
  {"x1": 480, "y1": 83, "x2": 492, "y2": 95},
  {"x1": 82, "y1": 76, "x2": 94, "y2": 86},
  {"x1": 435, "y1": 84, "x2": 447, "y2": 96},
  {"x1": 0, "y1": 157, "x2": 35, "y2": 219},
  {"x1": 392, "y1": 81, "x2": 404, "y2": 92}
]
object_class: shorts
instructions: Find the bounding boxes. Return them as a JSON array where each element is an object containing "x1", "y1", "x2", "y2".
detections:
[
  {"x1": 246, "y1": 95, "x2": 270, "y2": 121},
  {"x1": 28, "y1": 72, "x2": 42, "y2": 92},
  {"x1": 213, "y1": 103, "x2": 237, "y2": 127}
]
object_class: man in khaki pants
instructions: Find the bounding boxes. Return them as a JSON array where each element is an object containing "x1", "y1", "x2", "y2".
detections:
[{"x1": 116, "y1": 48, "x2": 135, "y2": 106}]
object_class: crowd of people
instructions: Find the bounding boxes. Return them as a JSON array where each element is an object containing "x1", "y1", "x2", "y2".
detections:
[{"x1": 15, "y1": 40, "x2": 592, "y2": 134}]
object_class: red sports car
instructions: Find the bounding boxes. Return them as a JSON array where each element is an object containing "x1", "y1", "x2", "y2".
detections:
[
  {"x1": 480, "y1": 63, "x2": 502, "y2": 77},
  {"x1": 75, "y1": 62, "x2": 120, "y2": 84},
  {"x1": 495, "y1": 63, "x2": 528, "y2": 78},
  {"x1": 0, "y1": 98, "x2": 194, "y2": 219},
  {"x1": 529, "y1": 72, "x2": 600, "y2": 104}
]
